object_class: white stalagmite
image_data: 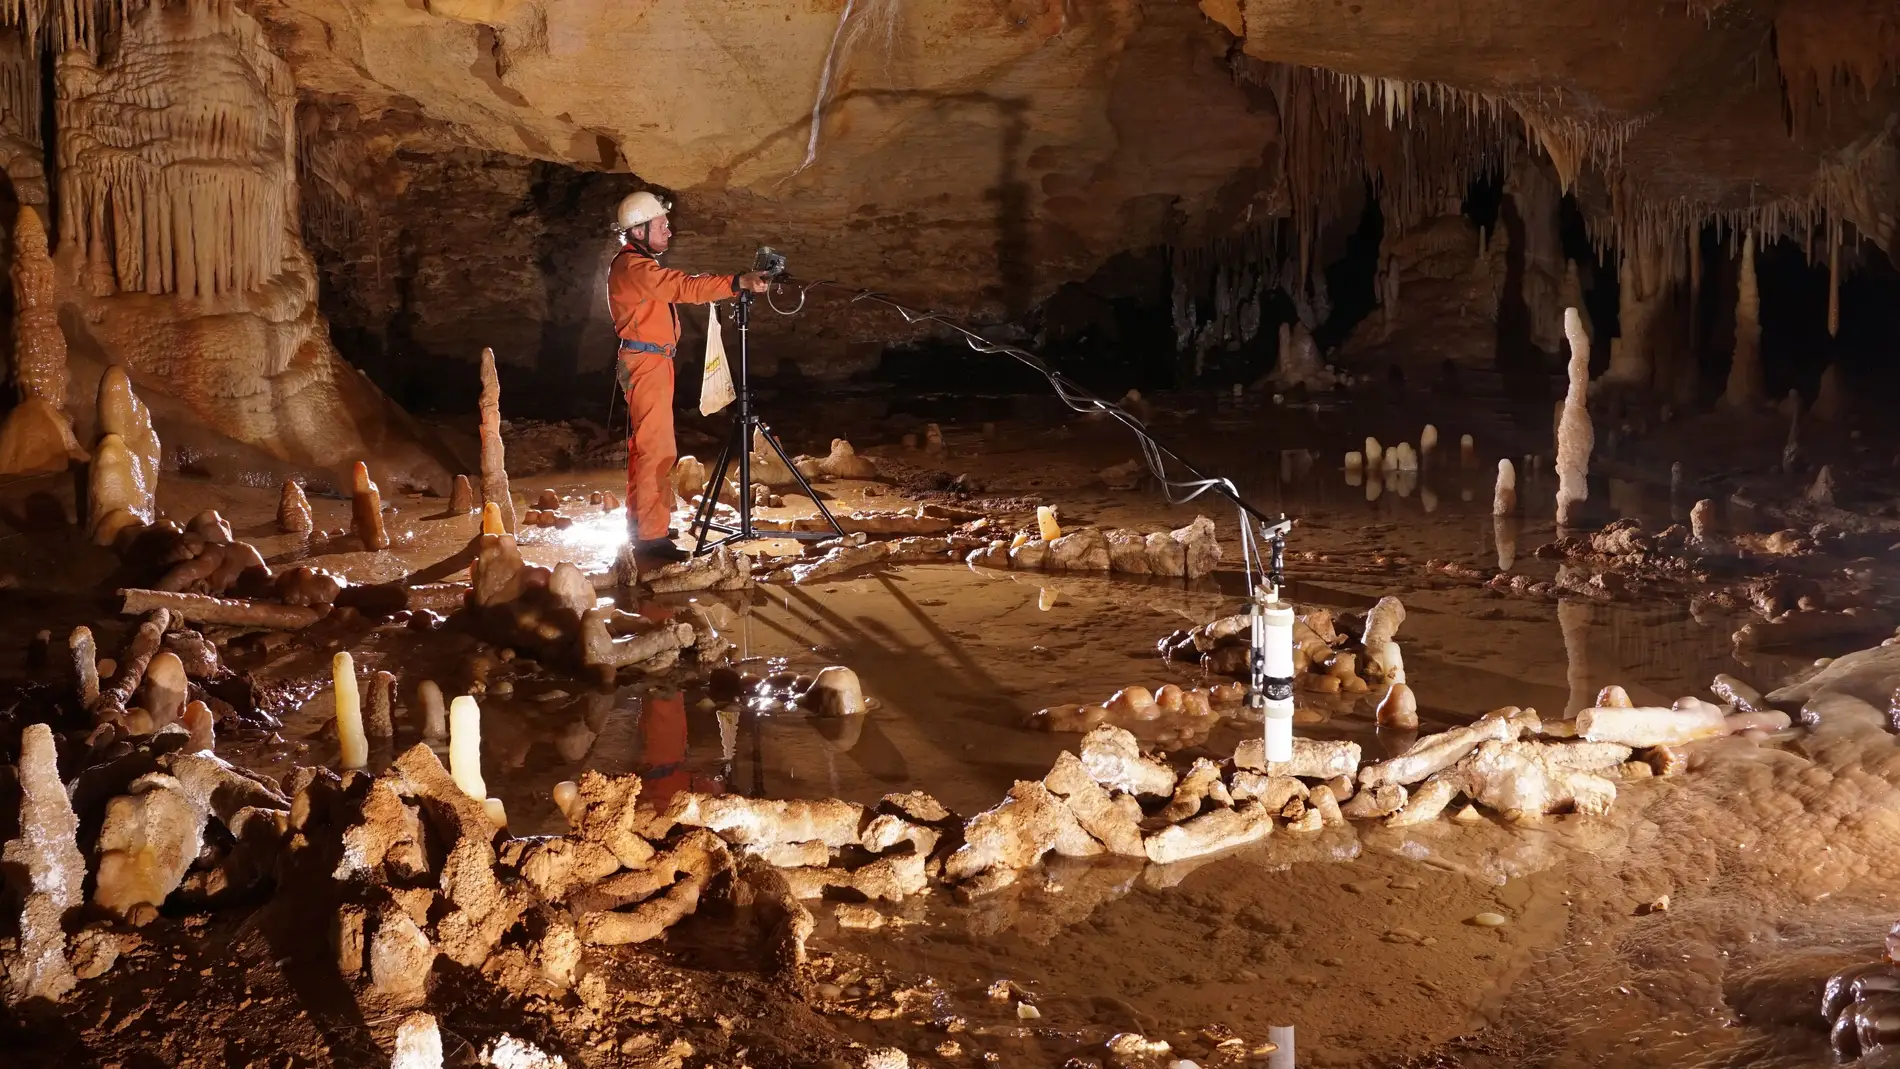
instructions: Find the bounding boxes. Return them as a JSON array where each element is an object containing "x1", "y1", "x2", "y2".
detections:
[
  {"x1": 334, "y1": 651, "x2": 367, "y2": 769},
  {"x1": 1554, "y1": 307, "x2": 1593, "y2": 526},
  {"x1": 1420, "y1": 424, "x2": 1438, "y2": 458},
  {"x1": 1492, "y1": 458, "x2": 1516, "y2": 515},
  {"x1": 449, "y1": 695, "x2": 487, "y2": 800},
  {"x1": 392, "y1": 1012, "x2": 444, "y2": 1069},
  {"x1": 1365, "y1": 437, "x2": 1383, "y2": 469},
  {"x1": 1722, "y1": 233, "x2": 1764, "y2": 408},
  {"x1": 1345, "y1": 450, "x2": 1363, "y2": 472},
  {"x1": 3, "y1": 723, "x2": 86, "y2": 1004}
]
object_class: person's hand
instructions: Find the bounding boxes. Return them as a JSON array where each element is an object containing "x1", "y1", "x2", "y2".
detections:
[{"x1": 737, "y1": 271, "x2": 770, "y2": 294}]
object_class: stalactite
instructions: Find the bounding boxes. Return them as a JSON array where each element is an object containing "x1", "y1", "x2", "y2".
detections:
[
  {"x1": 53, "y1": 0, "x2": 293, "y2": 300},
  {"x1": 1721, "y1": 232, "x2": 1764, "y2": 409},
  {"x1": 1827, "y1": 217, "x2": 1840, "y2": 338}
]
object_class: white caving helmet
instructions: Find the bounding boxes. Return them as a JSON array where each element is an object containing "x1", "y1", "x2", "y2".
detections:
[{"x1": 614, "y1": 191, "x2": 671, "y2": 234}]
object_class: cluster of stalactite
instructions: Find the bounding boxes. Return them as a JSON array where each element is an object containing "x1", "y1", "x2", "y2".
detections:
[
  {"x1": 1196, "y1": 51, "x2": 1891, "y2": 395},
  {"x1": 1168, "y1": 224, "x2": 1276, "y2": 365},
  {"x1": 0, "y1": 0, "x2": 293, "y2": 301}
]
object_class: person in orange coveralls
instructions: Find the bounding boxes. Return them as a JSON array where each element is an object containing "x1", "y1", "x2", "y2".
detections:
[{"x1": 608, "y1": 191, "x2": 769, "y2": 563}]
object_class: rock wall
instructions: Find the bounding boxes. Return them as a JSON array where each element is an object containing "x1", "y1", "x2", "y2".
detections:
[{"x1": 260, "y1": 0, "x2": 1283, "y2": 378}]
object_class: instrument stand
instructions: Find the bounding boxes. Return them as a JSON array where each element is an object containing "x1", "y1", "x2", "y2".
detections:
[{"x1": 689, "y1": 289, "x2": 845, "y2": 555}]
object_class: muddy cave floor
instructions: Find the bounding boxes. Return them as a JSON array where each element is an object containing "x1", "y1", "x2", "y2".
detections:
[{"x1": 10, "y1": 382, "x2": 1900, "y2": 1068}]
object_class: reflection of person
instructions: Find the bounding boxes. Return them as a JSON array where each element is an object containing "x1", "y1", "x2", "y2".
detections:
[
  {"x1": 637, "y1": 688, "x2": 724, "y2": 808},
  {"x1": 608, "y1": 192, "x2": 769, "y2": 564}
]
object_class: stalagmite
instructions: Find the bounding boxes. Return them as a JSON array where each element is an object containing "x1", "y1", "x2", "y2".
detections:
[
  {"x1": 366, "y1": 670, "x2": 396, "y2": 738},
  {"x1": 1345, "y1": 451, "x2": 1363, "y2": 472},
  {"x1": 1460, "y1": 434, "x2": 1475, "y2": 467},
  {"x1": 1814, "y1": 364, "x2": 1848, "y2": 422},
  {"x1": 1420, "y1": 425, "x2": 1438, "y2": 459},
  {"x1": 817, "y1": 439, "x2": 877, "y2": 479},
  {"x1": 1722, "y1": 234, "x2": 1764, "y2": 408},
  {"x1": 392, "y1": 1013, "x2": 444, "y2": 1069},
  {"x1": 1555, "y1": 307, "x2": 1593, "y2": 526},
  {"x1": 70, "y1": 626, "x2": 99, "y2": 709},
  {"x1": 1376, "y1": 683, "x2": 1418, "y2": 730},
  {"x1": 1037, "y1": 506, "x2": 1062, "y2": 542},
  {"x1": 3, "y1": 723, "x2": 86, "y2": 1004},
  {"x1": 278, "y1": 480, "x2": 312, "y2": 533},
  {"x1": 1807, "y1": 466, "x2": 1837, "y2": 507},
  {"x1": 1577, "y1": 697, "x2": 1731, "y2": 747},
  {"x1": 120, "y1": 589, "x2": 328, "y2": 630},
  {"x1": 182, "y1": 700, "x2": 214, "y2": 752},
  {"x1": 449, "y1": 475, "x2": 476, "y2": 513},
  {"x1": 417, "y1": 680, "x2": 448, "y2": 741},
  {"x1": 478, "y1": 348, "x2": 517, "y2": 533},
  {"x1": 450, "y1": 695, "x2": 487, "y2": 800},
  {"x1": 334, "y1": 652, "x2": 368, "y2": 770},
  {"x1": 0, "y1": 207, "x2": 84, "y2": 477},
  {"x1": 88, "y1": 433, "x2": 145, "y2": 545},
  {"x1": 140, "y1": 652, "x2": 187, "y2": 729},
  {"x1": 1365, "y1": 437, "x2": 1383, "y2": 469},
  {"x1": 96, "y1": 366, "x2": 158, "y2": 521},
  {"x1": 805, "y1": 666, "x2": 866, "y2": 716},
  {"x1": 1492, "y1": 458, "x2": 1516, "y2": 515},
  {"x1": 1494, "y1": 514, "x2": 1519, "y2": 571},
  {"x1": 350, "y1": 462, "x2": 390, "y2": 551}
]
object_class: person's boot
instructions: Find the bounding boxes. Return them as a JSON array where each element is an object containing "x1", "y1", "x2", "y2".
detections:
[{"x1": 634, "y1": 537, "x2": 689, "y2": 564}]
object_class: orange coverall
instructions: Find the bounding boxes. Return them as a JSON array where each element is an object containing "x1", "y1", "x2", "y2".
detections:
[{"x1": 607, "y1": 247, "x2": 739, "y2": 541}]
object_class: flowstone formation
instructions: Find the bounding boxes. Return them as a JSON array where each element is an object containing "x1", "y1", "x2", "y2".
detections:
[{"x1": 0, "y1": 0, "x2": 450, "y2": 491}]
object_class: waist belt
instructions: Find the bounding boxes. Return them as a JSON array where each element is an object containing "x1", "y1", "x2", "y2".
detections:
[{"x1": 616, "y1": 338, "x2": 676, "y2": 391}]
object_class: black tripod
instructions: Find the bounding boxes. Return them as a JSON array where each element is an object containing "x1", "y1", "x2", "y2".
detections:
[{"x1": 689, "y1": 289, "x2": 844, "y2": 554}]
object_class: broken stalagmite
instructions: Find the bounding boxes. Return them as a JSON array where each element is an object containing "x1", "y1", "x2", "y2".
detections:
[{"x1": 278, "y1": 480, "x2": 313, "y2": 533}]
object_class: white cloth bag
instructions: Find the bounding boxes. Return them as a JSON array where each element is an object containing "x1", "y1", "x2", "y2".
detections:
[{"x1": 700, "y1": 304, "x2": 736, "y2": 416}]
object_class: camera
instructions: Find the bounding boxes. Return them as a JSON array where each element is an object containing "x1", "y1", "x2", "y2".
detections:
[{"x1": 753, "y1": 246, "x2": 788, "y2": 280}]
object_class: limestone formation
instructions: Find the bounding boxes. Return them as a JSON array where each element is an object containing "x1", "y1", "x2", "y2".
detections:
[
  {"x1": 1555, "y1": 307, "x2": 1594, "y2": 526},
  {"x1": 804, "y1": 666, "x2": 866, "y2": 716},
  {"x1": 3, "y1": 724, "x2": 87, "y2": 1004},
  {"x1": 350, "y1": 461, "x2": 390, "y2": 550},
  {"x1": 93, "y1": 772, "x2": 207, "y2": 918},
  {"x1": 1814, "y1": 363, "x2": 1848, "y2": 423},
  {"x1": 817, "y1": 438, "x2": 878, "y2": 479},
  {"x1": 1493, "y1": 458, "x2": 1516, "y2": 516},
  {"x1": 0, "y1": 398, "x2": 86, "y2": 477},
  {"x1": 1722, "y1": 235, "x2": 1764, "y2": 408},
  {"x1": 87, "y1": 434, "x2": 145, "y2": 545},
  {"x1": 393, "y1": 1013, "x2": 444, "y2": 1069},
  {"x1": 479, "y1": 349, "x2": 517, "y2": 534},
  {"x1": 96, "y1": 366, "x2": 159, "y2": 521},
  {"x1": 10, "y1": 207, "x2": 65, "y2": 407},
  {"x1": 278, "y1": 480, "x2": 313, "y2": 534}
]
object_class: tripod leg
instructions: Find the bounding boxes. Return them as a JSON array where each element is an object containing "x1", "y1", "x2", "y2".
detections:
[
  {"x1": 691, "y1": 421, "x2": 741, "y2": 555},
  {"x1": 758, "y1": 421, "x2": 845, "y2": 537}
]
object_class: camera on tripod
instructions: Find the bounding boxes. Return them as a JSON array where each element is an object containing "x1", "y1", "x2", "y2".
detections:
[{"x1": 753, "y1": 245, "x2": 788, "y2": 280}]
